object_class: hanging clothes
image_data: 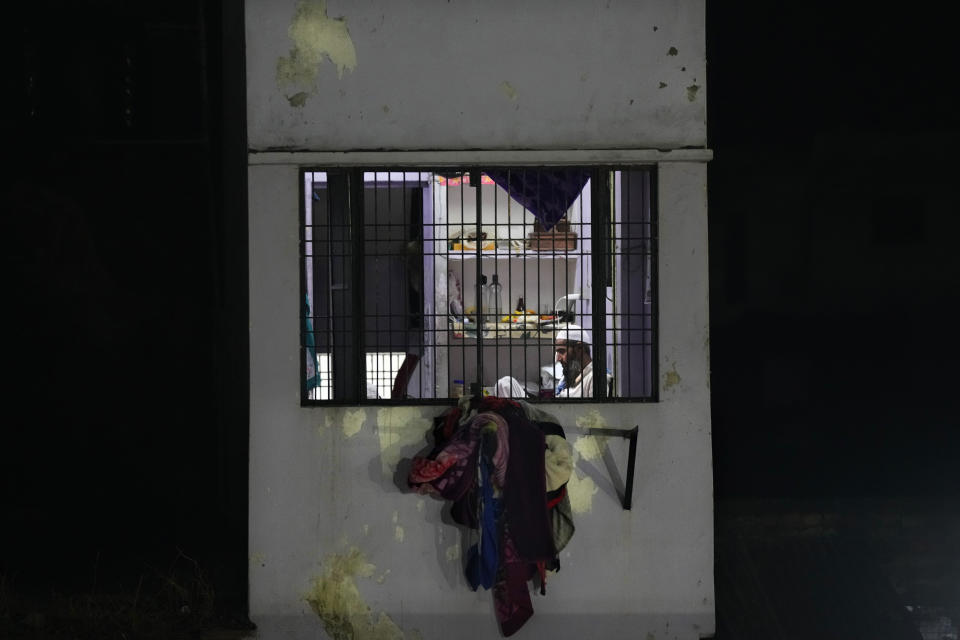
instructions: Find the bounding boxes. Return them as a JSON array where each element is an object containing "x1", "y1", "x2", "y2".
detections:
[{"x1": 407, "y1": 398, "x2": 575, "y2": 637}]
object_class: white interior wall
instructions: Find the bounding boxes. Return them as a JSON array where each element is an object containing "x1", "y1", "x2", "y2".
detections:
[{"x1": 247, "y1": 1, "x2": 712, "y2": 638}]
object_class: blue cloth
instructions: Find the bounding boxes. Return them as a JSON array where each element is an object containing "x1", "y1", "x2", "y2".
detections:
[
  {"x1": 465, "y1": 458, "x2": 500, "y2": 591},
  {"x1": 303, "y1": 294, "x2": 321, "y2": 395}
]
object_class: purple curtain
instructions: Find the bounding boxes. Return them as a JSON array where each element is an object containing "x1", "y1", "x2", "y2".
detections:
[
  {"x1": 485, "y1": 169, "x2": 590, "y2": 231},
  {"x1": 437, "y1": 170, "x2": 590, "y2": 231}
]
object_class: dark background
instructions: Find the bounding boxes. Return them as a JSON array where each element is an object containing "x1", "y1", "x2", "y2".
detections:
[
  {"x1": 707, "y1": 4, "x2": 959, "y2": 499},
  {"x1": 1, "y1": 1, "x2": 250, "y2": 631},
  {"x1": 1, "y1": 1, "x2": 957, "y2": 637}
]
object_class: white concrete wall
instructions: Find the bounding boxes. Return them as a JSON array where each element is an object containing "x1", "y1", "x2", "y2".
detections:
[
  {"x1": 246, "y1": 0, "x2": 706, "y2": 151},
  {"x1": 246, "y1": 2, "x2": 712, "y2": 638}
]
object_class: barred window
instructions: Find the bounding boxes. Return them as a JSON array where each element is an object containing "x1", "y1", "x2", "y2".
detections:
[{"x1": 301, "y1": 167, "x2": 656, "y2": 404}]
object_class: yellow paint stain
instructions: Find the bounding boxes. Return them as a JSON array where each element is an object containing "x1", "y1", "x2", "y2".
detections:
[
  {"x1": 567, "y1": 470, "x2": 599, "y2": 514},
  {"x1": 376, "y1": 408, "x2": 431, "y2": 477},
  {"x1": 663, "y1": 363, "x2": 681, "y2": 391},
  {"x1": 445, "y1": 544, "x2": 460, "y2": 562},
  {"x1": 575, "y1": 409, "x2": 607, "y2": 430},
  {"x1": 249, "y1": 552, "x2": 266, "y2": 566},
  {"x1": 573, "y1": 435, "x2": 608, "y2": 462},
  {"x1": 394, "y1": 525, "x2": 405, "y2": 544},
  {"x1": 305, "y1": 547, "x2": 407, "y2": 640},
  {"x1": 500, "y1": 81, "x2": 517, "y2": 100},
  {"x1": 391, "y1": 510, "x2": 399, "y2": 525},
  {"x1": 343, "y1": 408, "x2": 366, "y2": 438},
  {"x1": 277, "y1": 0, "x2": 358, "y2": 105}
]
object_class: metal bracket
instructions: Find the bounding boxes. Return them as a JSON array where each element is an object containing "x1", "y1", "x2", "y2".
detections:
[{"x1": 583, "y1": 425, "x2": 639, "y2": 510}]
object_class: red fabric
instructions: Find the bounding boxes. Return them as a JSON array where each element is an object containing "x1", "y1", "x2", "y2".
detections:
[
  {"x1": 546, "y1": 486, "x2": 567, "y2": 510},
  {"x1": 407, "y1": 454, "x2": 459, "y2": 491},
  {"x1": 440, "y1": 406, "x2": 462, "y2": 440}
]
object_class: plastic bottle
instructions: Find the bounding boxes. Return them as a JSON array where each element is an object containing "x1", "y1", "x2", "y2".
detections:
[
  {"x1": 490, "y1": 274, "x2": 503, "y2": 321},
  {"x1": 451, "y1": 379, "x2": 465, "y2": 397}
]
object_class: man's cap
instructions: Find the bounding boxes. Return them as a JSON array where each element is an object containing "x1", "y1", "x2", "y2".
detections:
[{"x1": 554, "y1": 323, "x2": 591, "y2": 346}]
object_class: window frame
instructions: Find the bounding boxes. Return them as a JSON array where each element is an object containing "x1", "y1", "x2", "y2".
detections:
[{"x1": 300, "y1": 164, "x2": 659, "y2": 406}]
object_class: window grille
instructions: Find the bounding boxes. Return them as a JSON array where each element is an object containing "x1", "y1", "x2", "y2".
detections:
[{"x1": 301, "y1": 167, "x2": 657, "y2": 404}]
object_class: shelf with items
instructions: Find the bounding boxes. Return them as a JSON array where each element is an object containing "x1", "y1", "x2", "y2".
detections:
[
  {"x1": 443, "y1": 248, "x2": 580, "y2": 260},
  {"x1": 448, "y1": 318, "x2": 559, "y2": 341}
]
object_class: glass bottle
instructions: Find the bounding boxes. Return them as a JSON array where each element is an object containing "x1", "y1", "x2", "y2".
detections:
[
  {"x1": 479, "y1": 274, "x2": 490, "y2": 323},
  {"x1": 490, "y1": 274, "x2": 503, "y2": 322}
]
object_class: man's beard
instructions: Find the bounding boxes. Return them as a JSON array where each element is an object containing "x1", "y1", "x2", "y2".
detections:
[{"x1": 562, "y1": 358, "x2": 583, "y2": 388}]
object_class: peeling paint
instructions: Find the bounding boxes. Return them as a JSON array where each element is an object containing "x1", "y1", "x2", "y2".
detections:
[
  {"x1": 362, "y1": 524, "x2": 370, "y2": 536},
  {"x1": 343, "y1": 408, "x2": 366, "y2": 438},
  {"x1": 305, "y1": 547, "x2": 407, "y2": 640},
  {"x1": 686, "y1": 84, "x2": 700, "y2": 102},
  {"x1": 288, "y1": 91, "x2": 309, "y2": 107},
  {"x1": 659, "y1": 81, "x2": 668, "y2": 89},
  {"x1": 376, "y1": 408, "x2": 431, "y2": 477},
  {"x1": 567, "y1": 469, "x2": 599, "y2": 514},
  {"x1": 499, "y1": 81, "x2": 517, "y2": 101},
  {"x1": 416, "y1": 499, "x2": 425, "y2": 513},
  {"x1": 376, "y1": 569, "x2": 390, "y2": 584},
  {"x1": 392, "y1": 512, "x2": 405, "y2": 543},
  {"x1": 445, "y1": 543, "x2": 460, "y2": 562},
  {"x1": 573, "y1": 435, "x2": 608, "y2": 462},
  {"x1": 667, "y1": 46, "x2": 678, "y2": 56},
  {"x1": 663, "y1": 363, "x2": 682, "y2": 390},
  {"x1": 575, "y1": 409, "x2": 607, "y2": 430},
  {"x1": 250, "y1": 552, "x2": 267, "y2": 567},
  {"x1": 276, "y1": 0, "x2": 358, "y2": 106}
]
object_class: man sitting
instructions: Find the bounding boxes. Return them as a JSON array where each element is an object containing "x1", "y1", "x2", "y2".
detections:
[{"x1": 494, "y1": 324, "x2": 595, "y2": 398}]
